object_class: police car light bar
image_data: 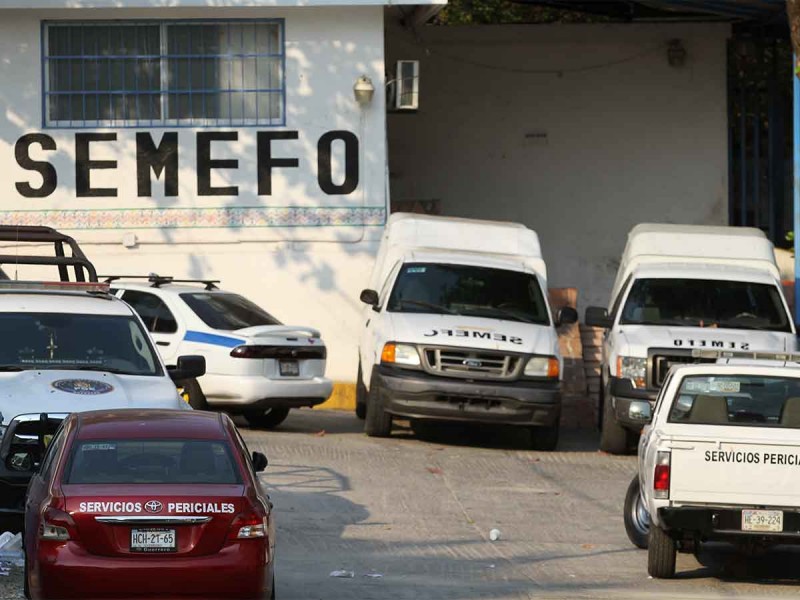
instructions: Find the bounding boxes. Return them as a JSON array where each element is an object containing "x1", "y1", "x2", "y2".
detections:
[
  {"x1": 0, "y1": 281, "x2": 110, "y2": 293},
  {"x1": 691, "y1": 349, "x2": 800, "y2": 363}
]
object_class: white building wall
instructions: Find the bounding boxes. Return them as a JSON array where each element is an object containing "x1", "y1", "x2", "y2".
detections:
[
  {"x1": 0, "y1": 6, "x2": 387, "y2": 386},
  {"x1": 386, "y1": 22, "x2": 730, "y2": 310}
]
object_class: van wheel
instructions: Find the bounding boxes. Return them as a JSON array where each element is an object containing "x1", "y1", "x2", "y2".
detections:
[
  {"x1": 528, "y1": 420, "x2": 559, "y2": 451},
  {"x1": 23, "y1": 565, "x2": 30, "y2": 600},
  {"x1": 355, "y1": 363, "x2": 367, "y2": 420},
  {"x1": 624, "y1": 475, "x2": 649, "y2": 549},
  {"x1": 270, "y1": 574, "x2": 276, "y2": 600},
  {"x1": 599, "y1": 389, "x2": 628, "y2": 454},
  {"x1": 647, "y1": 524, "x2": 677, "y2": 578},
  {"x1": 183, "y1": 379, "x2": 208, "y2": 411},
  {"x1": 245, "y1": 408, "x2": 291, "y2": 430},
  {"x1": 364, "y1": 382, "x2": 392, "y2": 437}
]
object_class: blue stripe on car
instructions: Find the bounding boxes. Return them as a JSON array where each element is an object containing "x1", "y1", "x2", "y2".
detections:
[{"x1": 183, "y1": 331, "x2": 244, "y2": 348}]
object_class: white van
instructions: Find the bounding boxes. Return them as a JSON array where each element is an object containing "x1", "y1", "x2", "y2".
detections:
[
  {"x1": 357, "y1": 214, "x2": 577, "y2": 450},
  {"x1": 585, "y1": 224, "x2": 796, "y2": 455}
]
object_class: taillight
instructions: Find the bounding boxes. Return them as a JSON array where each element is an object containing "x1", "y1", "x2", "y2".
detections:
[
  {"x1": 40, "y1": 506, "x2": 77, "y2": 542},
  {"x1": 653, "y1": 451, "x2": 671, "y2": 499},
  {"x1": 229, "y1": 501, "x2": 269, "y2": 540},
  {"x1": 230, "y1": 345, "x2": 326, "y2": 359}
]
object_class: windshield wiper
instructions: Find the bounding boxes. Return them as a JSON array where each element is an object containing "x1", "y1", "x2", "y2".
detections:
[
  {"x1": 398, "y1": 300, "x2": 458, "y2": 315},
  {"x1": 0, "y1": 366, "x2": 24, "y2": 372},
  {"x1": 67, "y1": 365, "x2": 136, "y2": 375}
]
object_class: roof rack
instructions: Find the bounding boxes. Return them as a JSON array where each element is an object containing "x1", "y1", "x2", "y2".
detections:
[
  {"x1": 102, "y1": 274, "x2": 220, "y2": 291},
  {"x1": 0, "y1": 226, "x2": 97, "y2": 283}
]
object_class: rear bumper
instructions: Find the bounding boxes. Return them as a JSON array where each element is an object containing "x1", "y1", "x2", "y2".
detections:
[
  {"x1": 371, "y1": 366, "x2": 561, "y2": 426},
  {"x1": 659, "y1": 506, "x2": 800, "y2": 542},
  {"x1": 202, "y1": 374, "x2": 333, "y2": 411},
  {"x1": 31, "y1": 541, "x2": 273, "y2": 599},
  {"x1": 609, "y1": 377, "x2": 658, "y2": 430}
]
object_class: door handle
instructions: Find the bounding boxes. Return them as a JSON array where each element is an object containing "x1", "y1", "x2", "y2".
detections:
[{"x1": 156, "y1": 341, "x2": 171, "y2": 347}]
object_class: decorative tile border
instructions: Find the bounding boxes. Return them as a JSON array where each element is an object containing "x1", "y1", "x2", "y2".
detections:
[{"x1": 0, "y1": 206, "x2": 387, "y2": 230}]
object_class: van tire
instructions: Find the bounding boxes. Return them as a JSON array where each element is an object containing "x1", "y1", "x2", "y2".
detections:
[
  {"x1": 245, "y1": 407, "x2": 291, "y2": 430},
  {"x1": 599, "y1": 391, "x2": 628, "y2": 454},
  {"x1": 647, "y1": 524, "x2": 676, "y2": 578},
  {"x1": 183, "y1": 379, "x2": 208, "y2": 411},
  {"x1": 364, "y1": 383, "x2": 392, "y2": 437},
  {"x1": 623, "y1": 475, "x2": 650, "y2": 549},
  {"x1": 528, "y1": 420, "x2": 559, "y2": 451},
  {"x1": 355, "y1": 363, "x2": 367, "y2": 420}
]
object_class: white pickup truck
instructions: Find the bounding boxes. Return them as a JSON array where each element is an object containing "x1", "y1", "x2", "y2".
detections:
[{"x1": 626, "y1": 351, "x2": 800, "y2": 578}]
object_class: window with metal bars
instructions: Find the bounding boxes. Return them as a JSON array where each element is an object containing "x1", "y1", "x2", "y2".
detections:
[{"x1": 43, "y1": 20, "x2": 285, "y2": 128}]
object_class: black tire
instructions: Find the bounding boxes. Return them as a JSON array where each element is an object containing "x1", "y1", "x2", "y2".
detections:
[
  {"x1": 245, "y1": 407, "x2": 291, "y2": 430},
  {"x1": 364, "y1": 377, "x2": 392, "y2": 437},
  {"x1": 23, "y1": 566, "x2": 30, "y2": 600},
  {"x1": 355, "y1": 363, "x2": 367, "y2": 420},
  {"x1": 623, "y1": 475, "x2": 650, "y2": 549},
  {"x1": 599, "y1": 387, "x2": 629, "y2": 454},
  {"x1": 182, "y1": 379, "x2": 208, "y2": 411},
  {"x1": 270, "y1": 574, "x2": 276, "y2": 600},
  {"x1": 528, "y1": 418, "x2": 560, "y2": 451},
  {"x1": 647, "y1": 524, "x2": 677, "y2": 578}
]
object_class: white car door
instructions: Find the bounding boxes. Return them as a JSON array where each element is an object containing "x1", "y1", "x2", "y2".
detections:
[{"x1": 119, "y1": 289, "x2": 183, "y2": 365}]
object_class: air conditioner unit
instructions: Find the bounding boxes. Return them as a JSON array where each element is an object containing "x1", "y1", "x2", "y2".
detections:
[{"x1": 394, "y1": 60, "x2": 419, "y2": 111}]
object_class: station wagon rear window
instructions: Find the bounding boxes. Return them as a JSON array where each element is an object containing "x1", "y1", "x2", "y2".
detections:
[
  {"x1": 65, "y1": 439, "x2": 241, "y2": 484},
  {"x1": 668, "y1": 375, "x2": 800, "y2": 428}
]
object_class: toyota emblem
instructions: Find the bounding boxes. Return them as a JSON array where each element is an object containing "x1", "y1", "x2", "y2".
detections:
[{"x1": 144, "y1": 500, "x2": 163, "y2": 514}]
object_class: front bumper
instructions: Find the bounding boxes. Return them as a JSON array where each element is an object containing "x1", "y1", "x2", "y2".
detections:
[
  {"x1": 32, "y1": 540, "x2": 273, "y2": 599},
  {"x1": 371, "y1": 366, "x2": 561, "y2": 426},
  {"x1": 659, "y1": 506, "x2": 800, "y2": 542},
  {"x1": 202, "y1": 374, "x2": 333, "y2": 411},
  {"x1": 609, "y1": 377, "x2": 658, "y2": 430}
]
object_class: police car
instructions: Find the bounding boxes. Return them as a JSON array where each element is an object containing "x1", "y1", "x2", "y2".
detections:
[
  {"x1": 24, "y1": 409, "x2": 275, "y2": 600},
  {"x1": 626, "y1": 350, "x2": 800, "y2": 578},
  {"x1": 108, "y1": 275, "x2": 333, "y2": 429},
  {"x1": 0, "y1": 227, "x2": 202, "y2": 521}
]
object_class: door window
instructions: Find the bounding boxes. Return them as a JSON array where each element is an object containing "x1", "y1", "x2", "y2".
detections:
[{"x1": 123, "y1": 291, "x2": 178, "y2": 334}]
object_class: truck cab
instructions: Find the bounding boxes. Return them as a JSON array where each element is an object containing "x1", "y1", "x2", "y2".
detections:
[
  {"x1": 630, "y1": 353, "x2": 800, "y2": 578},
  {"x1": 357, "y1": 214, "x2": 577, "y2": 450},
  {"x1": 585, "y1": 224, "x2": 795, "y2": 454}
]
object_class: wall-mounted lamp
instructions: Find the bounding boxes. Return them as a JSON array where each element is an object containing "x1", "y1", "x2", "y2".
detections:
[
  {"x1": 353, "y1": 75, "x2": 375, "y2": 107},
  {"x1": 667, "y1": 39, "x2": 687, "y2": 68}
]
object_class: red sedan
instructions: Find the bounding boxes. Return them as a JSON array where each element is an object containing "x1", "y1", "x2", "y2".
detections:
[{"x1": 24, "y1": 409, "x2": 275, "y2": 600}]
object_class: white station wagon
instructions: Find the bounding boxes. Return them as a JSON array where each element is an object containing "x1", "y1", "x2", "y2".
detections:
[{"x1": 109, "y1": 275, "x2": 333, "y2": 429}]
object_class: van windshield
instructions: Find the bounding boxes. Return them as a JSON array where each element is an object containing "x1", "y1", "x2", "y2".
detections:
[
  {"x1": 619, "y1": 278, "x2": 791, "y2": 332},
  {"x1": 0, "y1": 313, "x2": 160, "y2": 376},
  {"x1": 387, "y1": 263, "x2": 550, "y2": 325},
  {"x1": 669, "y1": 375, "x2": 800, "y2": 429}
]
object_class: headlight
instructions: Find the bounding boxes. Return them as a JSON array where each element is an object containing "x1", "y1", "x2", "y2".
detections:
[
  {"x1": 524, "y1": 356, "x2": 559, "y2": 378},
  {"x1": 381, "y1": 343, "x2": 421, "y2": 367},
  {"x1": 617, "y1": 356, "x2": 647, "y2": 389}
]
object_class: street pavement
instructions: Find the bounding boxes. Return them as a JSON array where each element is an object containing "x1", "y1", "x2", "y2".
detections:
[{"x1": 5, "y1": 410, "x2": 800, "y2": 598}]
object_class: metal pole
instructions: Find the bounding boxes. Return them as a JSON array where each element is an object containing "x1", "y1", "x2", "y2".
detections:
[{"x1": 793, "y1": 56, "x2": 800, "y2": 324}]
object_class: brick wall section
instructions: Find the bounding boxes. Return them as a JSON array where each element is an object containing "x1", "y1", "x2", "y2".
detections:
[
  {"x1": 548, "y1": 288, "x2": 594, "y2": 429},
  {"x1": 580, "y1": 325, "x2": 604, "y2": 429}
]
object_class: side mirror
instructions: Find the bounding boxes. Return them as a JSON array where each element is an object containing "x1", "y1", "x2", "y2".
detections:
[
  {"x1": 585, "y1": 306, "x2": 612, "y2": 329},
  {"x1": 168, "y1": 355, "x2": 206, "y2": 382},
  {"x1": 252, "y1": 451, "x2": 268, "y2": 472},
  {"x1": 556, "y1": 306, "x2": 578, "y2": 327},
  {"x1": 359, "y1": 289, "x2": 379, "y2": 308}
]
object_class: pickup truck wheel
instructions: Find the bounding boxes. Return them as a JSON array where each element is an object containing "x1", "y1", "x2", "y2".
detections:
[
  {"x1": 355, "y1": 363, "x2": 367, "y2": 420},
  {"x1": 623, "y1": 475, "x2": 649, "y2": 549},
  {"x1": 244, "y1": 408, "x2": 291, "y2": 430},
  {"x1": 599, "y1": 391, "x2": 628, "y2": 454},
  {"x1": 364, "y1": 384, "x2": 392, "y2": 437},
  {"x1": 647, "y1": 524, "x2": 676, "y2": 578},
  {"x1": 528, "y1": 420, "x2": 559, "y2": 451},
  {"x1": 182, "y1": 379, "x2": 208, "y2": 411}
]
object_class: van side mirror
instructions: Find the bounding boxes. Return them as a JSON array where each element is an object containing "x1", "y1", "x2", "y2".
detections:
[
  {"x1": 585, "y1": 306, "x2": 612, "y2": 329},
  {"x1": 556, "y1": 307, "x2": 578, "y2": 327},
  {"x1": 252, "y1": 451, "x2": 268, "y2": 472},
  {"x1": 360, "y1": 289, "x2": 379, "y2": 308},
  {"x1": 168, "y1": 355, "x2": 206, "y2": 382}
]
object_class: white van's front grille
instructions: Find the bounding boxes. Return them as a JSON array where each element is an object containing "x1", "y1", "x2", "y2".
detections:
[{"x1": 422, "y1": 347, "x2": 522, "y2": 380}]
